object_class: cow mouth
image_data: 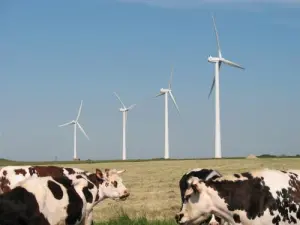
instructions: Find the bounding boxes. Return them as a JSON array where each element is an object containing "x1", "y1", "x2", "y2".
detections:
[
  {"x1": 113, "y1": 193, "x2": 130, "y2": 201},
  {"x1": 119, "y1": 193, "x2": 130, "y2": 200}
]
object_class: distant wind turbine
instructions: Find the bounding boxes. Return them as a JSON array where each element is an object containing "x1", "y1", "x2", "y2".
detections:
[
  {"x1": 58, "y1": 100, "x2": 89, "y2": 160},
  {"x1": 207, "y1": 15, "x2": 245, "y2": 159},
  {"x1": 156, "y1": 66, "x2": 180, "y2": 159},
  {"x1": 113, "y1": 92, "x2": 136, "y2": 161}
]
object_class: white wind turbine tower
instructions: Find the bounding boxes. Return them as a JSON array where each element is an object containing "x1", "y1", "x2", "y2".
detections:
[
  {"x1": 58, "y1": 100, "x2": 89, "y2": 160},
  {"x1": 207, "y1": 15, "x2": 245, "y2": 159},
  {"x1": 156, "y1": 66, "x2": 180, "y2": 159},
  {"x1": 113, "y1": 92, "x2": 136, "y2": 161}
]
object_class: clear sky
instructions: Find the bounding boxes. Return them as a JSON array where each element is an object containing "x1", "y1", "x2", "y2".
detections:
[{"x1": 0, "y1": 0, "x2": 299, "y2": 161}]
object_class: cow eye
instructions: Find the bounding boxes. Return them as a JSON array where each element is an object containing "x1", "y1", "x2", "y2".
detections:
[
  {"x1": 191, "y1": 185, "x2": 198, "y2": 193},
  {"x1": 112, "y1": 181, "x2": 118, "y2": 188},
  {"x1": 184, "y1": 194, "x2": 191, "y2": 201}
]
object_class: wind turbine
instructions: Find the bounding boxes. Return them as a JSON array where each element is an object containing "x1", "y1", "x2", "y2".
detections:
[
  {"x1": 58, "y1": 100, "x2": 89, "y2": 160},
  {"x1": 156, "y1": 66, "x2": 180, "y2": 159},
  {"x1": 113, "y1": 92, "x2": 136, "y2": 161},
  {"x1": 207, "y1": 15, "x2": 245, "y2": 159}
]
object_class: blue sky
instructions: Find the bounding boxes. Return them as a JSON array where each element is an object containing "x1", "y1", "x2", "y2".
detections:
[{"x1": 0, "y1": 0, "x2": 299, "y2": 161}]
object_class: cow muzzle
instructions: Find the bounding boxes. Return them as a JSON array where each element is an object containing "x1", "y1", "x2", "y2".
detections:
[
  {"x1": 175, "y1": 213, "x2": 185, "y2": 224},
  {"x1": 119, "y1": 190, "x2": 130, "y2": 200}
]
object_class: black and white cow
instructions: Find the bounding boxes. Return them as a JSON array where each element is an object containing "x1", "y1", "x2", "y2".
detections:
[
  {"x1": 0, "y1": 188, "x2": 50, "y2": 225},
  {"x1": 0, "y1": 175, "x2": 88, "y2": 225},
  {"x1": 175, "y1": 168, "x2": 300, "y2": 225},
  {"x1": 0, "y1": 165, "x2": 130, "y2": 225},
  {"x1": 179, "y1": 168, "x2": 225, "y2": 225}
]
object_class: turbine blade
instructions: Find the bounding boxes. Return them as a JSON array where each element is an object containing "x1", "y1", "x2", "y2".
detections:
[
  {"x1": 169, "y1": 91, "x2": 180, "y2": 115},
  {"x1": 221, "y1": 58, "x2": 245, "y2": 70},
  {"x1": 208, "y1": 76, "x2": 215, "y2": 99},
  {"x1": 168, "y1": 66, "x2": 174, "y2": 89},
  {"x1": 58, "y1": 121, "x2": 73, "y2": 127},
  {"x1": 155, "y1": 92, "x2": 164, "y2": 97},
  {"x1": 77, "y1": 122, "x2": 89, "y2": 140},
  {"x1": 127, "y1": 104, "x2": 136, "y2": 110},
  {"x1": 113, "y1": 92, "x2": 126, "y2": 108},
  {"x1": 212, "y1": 14, "x2": 222, "y2": 58},
  {"x1": 76, "y1": 100, "x2": 83, "y2": 121}
]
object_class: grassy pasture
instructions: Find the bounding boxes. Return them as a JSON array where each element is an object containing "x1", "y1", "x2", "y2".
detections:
[{"x1": 2, "y1": 158, "x2": 300, "y2": 223}]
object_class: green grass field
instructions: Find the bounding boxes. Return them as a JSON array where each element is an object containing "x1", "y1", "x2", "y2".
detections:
[
  {"x1": 1, "y1": 157, "x2": 300, "y2": 224},
  {"x1": 95, "y1": 215, "x2": 176, "y2": 225}
]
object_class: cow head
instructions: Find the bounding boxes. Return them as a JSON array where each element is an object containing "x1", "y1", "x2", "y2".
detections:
[
  {"x1": 175, "y1": 176, "x2": 214, "y2": 225},
  {"x1": 179, "y1": 169, "x2": 222, "y2": 212},
  {"x1": 95, "y1": 168, "x2": 129, "y2": 201}
]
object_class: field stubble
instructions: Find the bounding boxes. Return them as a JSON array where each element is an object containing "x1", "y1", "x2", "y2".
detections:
[{"x1": 54, "y1": 158, "x2": 300, "y2": 222}]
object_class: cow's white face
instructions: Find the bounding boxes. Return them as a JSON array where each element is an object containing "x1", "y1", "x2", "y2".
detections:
[
  {"x1": 176, "y1": 177, "x2": 213, "y2": 225},
  {"x1": 97, "y1": 169, "x2": 129, "y2": 201}
]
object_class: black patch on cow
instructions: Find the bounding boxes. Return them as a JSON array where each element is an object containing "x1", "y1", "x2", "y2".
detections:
[
  {"x1": 0, "y1": 186, "x2": 50, "y2": 225},
  {"x1": 83, "y1": 187, "x2": 93, "y2": 203},
  {"x1": 53, "y1": 176, "x2": 73, "y2": 188},
  {"x1": 215, "y1": 215, "x2": 222, "y2": 223},
  {"x1": 53, "y1": 176, "x2": 83, "y2": 224},
  {"x1": 87, "y1": 174, "x2": 103, "y2": 188},
  {"x1": 33, "y1": 166, "x2": 64, "y2": 177},
  {"x1": 207, "y1": 176, "x2": 276, "y2": 220},
  {"x1": 234, "y1": 174, "x2": 240, "y2": 178},
  {"x1": 179, "y1": 169, "x2": 221, "y2": 205},
  {"x1": 47, "y1": 180, "x2": 63, "y2": 200},
  {"x1": 65, "y1": 168, "x2": 76, "y2": 175},
  {"x1": 233, "y1": 214, "x2": 241, "y2": 223},
  {"x1": 272, "y1": 215, "x2": 281, "y2": 224},
  {"x1": 113, "y1": 181, "x2": 118, "y2": 188},
  {"x1": 14, "y1": 169, "x2": 27, "y2": 176},
  {"x1": 95, "y1": 193, "x2": 100, "y2": 202},
  {"x1": 76, "y1": 175, "x2": 83, "y2": 179},
  {"x1": 205, "y1": 170, "x2": 300, "y2": 224},
  {"x1": 290, "y1": 172, "x2": 298, "y2": 178},
  {"x1": 0, "y1": 177, "x2": 11, "y2": 193},
  {"x1": 240, "y1": 172, "x2": 253, "y2": 179},
  {"x1": 28, "y1": 167, "x2": 36, "y2": 176},
  {"x1": 290, "y1": 215, "x2": 297, "y2": 223},
  {"x1": 87, "y1": 181, "x2": 94, "y2": 190},
  {"x1": 281, "y1": 170, "x2": 287, "y2": 173}
]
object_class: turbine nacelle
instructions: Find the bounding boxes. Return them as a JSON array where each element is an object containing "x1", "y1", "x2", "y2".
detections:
[
  {"x1": 119, "y1": 108, "x2": 127, "y2": 112},
  {"x1": 160, "y1": 88, "x2": 170, "y2": 94},
  {"x1": 208, "y1": 56, "x2": 220, "y2": 63}
]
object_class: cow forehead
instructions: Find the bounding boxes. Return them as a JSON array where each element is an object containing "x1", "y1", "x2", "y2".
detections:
[{"x1": 108, "y1": 173, "x2": 122, "y2": 182}]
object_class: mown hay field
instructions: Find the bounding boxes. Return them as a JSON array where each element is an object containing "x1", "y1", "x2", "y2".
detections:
[{"x1": 48, "y1": 158, "x2": 300, "y2": 223}]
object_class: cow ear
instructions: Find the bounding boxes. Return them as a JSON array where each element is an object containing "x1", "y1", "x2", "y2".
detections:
[
  {"x1": 185, "y1": 187, "x2": 194, "y2": 196},
  {"x1": 190, "y1": 179, "x2": 201, "y2": 193},
  {"x1": 117, "y1": 169, "x2": 126, "y2": 174},
  {"x1": 205, "y1": 170, "x2": 222, "y2": 181},
  {"x1": 95, "y1": 169, "x2": 103, "y2": 179}
]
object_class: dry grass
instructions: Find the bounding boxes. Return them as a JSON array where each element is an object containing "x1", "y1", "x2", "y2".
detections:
[{"x1": 53, "y1": 158, "x2": 300, "y2": 222}]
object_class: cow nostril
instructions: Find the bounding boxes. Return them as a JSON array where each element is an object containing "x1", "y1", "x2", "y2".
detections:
[{"x1": 175, "y1": 213, "x2": 184, "y2": 223}]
